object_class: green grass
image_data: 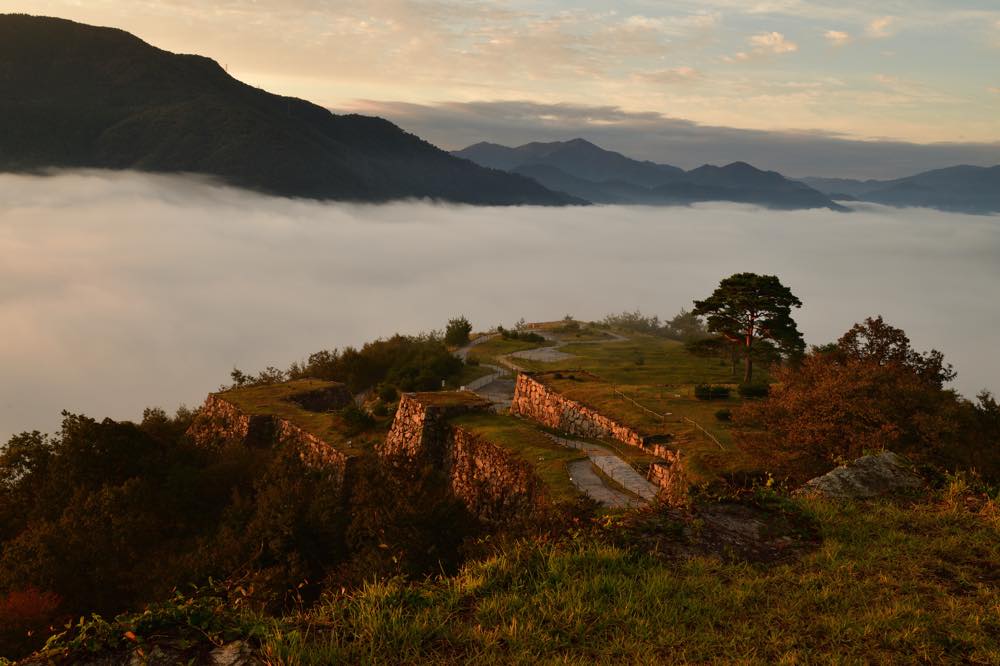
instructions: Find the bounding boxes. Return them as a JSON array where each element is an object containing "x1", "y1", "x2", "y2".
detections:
[
  {"x1": 218, "y1": 379, "x2": 380, "y2": 454},
  {"x1": 467, "y1": 337, "x2": 556, "y2": 365},
  {"x1": 448, "y1": 363, "x2": 496, "y2": 389},
  {"x1": 450, "y1": 413, "x2": 587, "y2": 504},
  {"x1": 253, "y1": 491, "x2": 1000, "y2": 664},
  {"x1": 515, "y1": 334, "x2": 747, "y2": 385}
]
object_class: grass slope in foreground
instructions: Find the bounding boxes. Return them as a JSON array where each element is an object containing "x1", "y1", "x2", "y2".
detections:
[{"x1": 40, "y1": 487, "x2": 1000, "y2": 663}]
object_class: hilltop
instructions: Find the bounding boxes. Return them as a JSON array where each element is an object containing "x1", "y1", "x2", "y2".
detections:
[
  {"x1": 0, "y1": 14, "x2": 575, "y2": 205},
  {"x1": 453, "y1": 139, "x2": 846, "y2": 210},
  {"x1": 4, "y1": 311, "x2": 999, "y2": 663}
]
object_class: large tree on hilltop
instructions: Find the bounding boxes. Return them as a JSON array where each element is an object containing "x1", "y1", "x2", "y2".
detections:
[{"x1": 692, "y1": 273, "x2": 805, "y2": 383}]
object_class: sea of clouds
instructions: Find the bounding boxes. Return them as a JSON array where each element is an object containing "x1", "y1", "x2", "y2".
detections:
[{"x1": 2, "y1": 170, "x2": 998, "y2": 440}]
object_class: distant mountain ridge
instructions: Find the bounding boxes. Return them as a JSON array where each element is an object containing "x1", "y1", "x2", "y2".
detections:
[
  {"x1": 453, "y1": 139, "x2": 845, "y2": 210},
  {"x1": 0, "y1": 14, "x2": 576, "y2": 205},
  {"x1": 802, "y1": 166, "x2": 1000, "y2": 214}
]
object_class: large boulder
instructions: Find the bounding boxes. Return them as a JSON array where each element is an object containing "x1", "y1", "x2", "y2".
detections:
[{"x1": 796, "y1": 451, "x2": 923, "y2": 500}]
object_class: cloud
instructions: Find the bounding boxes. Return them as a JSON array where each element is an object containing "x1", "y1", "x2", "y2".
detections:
[
  {"x1": 750, "y1": 31, "x2": 799, "y2": 53},
  {"x1": 632, "y1": 66, "x2": 702, "y2": 84},
  {"x1": 866, "y1": 16, "x2": 895, "y2": 38},
  {"x1": 824, "y1": 30, "x2": 851, "y2": 46},
  {"x1": 725, "y1": 31, "x2": 798, "y2": 61},
  {"x1": 1, "y1": 171, "x2": 996, "y2": 441}
]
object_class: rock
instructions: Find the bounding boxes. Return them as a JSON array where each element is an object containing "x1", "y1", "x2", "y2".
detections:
[
  {"x1": 210, "y1": 641, "x2": 257, "y2": 666},
  {"x1": 796, "y1": 451, "x2": 923, "y2": 500}
]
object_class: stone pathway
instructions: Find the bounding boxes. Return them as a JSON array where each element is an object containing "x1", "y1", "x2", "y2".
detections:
[
  {"x1": 548, "y1": 434, "x2": 658, "y2": 504},
  {"x1": 567, "y1": 460, "x2": 643, "y2": 508}
]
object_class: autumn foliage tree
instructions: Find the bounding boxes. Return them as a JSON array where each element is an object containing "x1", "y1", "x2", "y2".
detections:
[
  {"x1": 735, "y1": 316, "x2": 999, "y2": 482},
  {"x1": 692, "y1": 273, "x2": 805, "y2": 383}
]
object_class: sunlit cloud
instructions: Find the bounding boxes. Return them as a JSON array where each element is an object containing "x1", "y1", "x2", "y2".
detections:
[
  {"x1": 824, "y1": 30, "x2": 851, "y2": 46},
  {"x1": 866, "y1": 16, "x2": 895, "y2": 38},
  {"x1": 632, "y1": 66, "x2": 702, "y2": 84},
  {"x1": 725, "y1": 31, "x2": 798, "y2": 61}
]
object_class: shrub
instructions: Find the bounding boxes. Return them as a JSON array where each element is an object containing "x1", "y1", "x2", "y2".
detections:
[
  {"x1": 694, "y1": 385, "x2": 731, "y2": 400},
  {"x1": 377, "y1": 385, "x2": 398, "y2": 403},
  {"x1": 444, "y1": 316, "x2": 473, "y2": 347},
  {"x1": 738, "y1": 383, "x2": 770, "y2": 399},
  {"x1": 715, "y1": 409, "x2": 732, "y2": 422},
  {"x1": 340, "y1": 404, "x2": 375, "y2": 435}
]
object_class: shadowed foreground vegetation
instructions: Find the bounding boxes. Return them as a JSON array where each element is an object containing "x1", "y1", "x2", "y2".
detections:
[{"x1": 28, "y1": 485, "x2": 1000, "y2": 664}]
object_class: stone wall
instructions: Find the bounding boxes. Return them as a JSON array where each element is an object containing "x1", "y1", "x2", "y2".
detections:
[
  {"x1": 187, "y1": 394, "x2": 352, "y2": 482},
  {"x1": 647, "y1": 450, "x2": 690, "y2": 507},
  {"x1": 380, "y1": 392, "x2": 490, "y2": 463},
  {"x1": 186, "y1": 394, "x2": 275, "y2": 448},
  {"x1": 510, "y1": 373, "x2": 646, "y2": 448},
  {"x1": 380, "y1": 392, "x2": 550, "y2": 522},
  {"x1": 446, "y1": 426, "x2": 546, "y2": 522}
]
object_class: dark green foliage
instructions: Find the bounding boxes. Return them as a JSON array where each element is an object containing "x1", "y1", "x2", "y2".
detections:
[
  {"x1": 0, "y1": 15, "x2": 574, "y2": 205},
  {"x1": 227, "y1": 366, "x2": 287, "y2": 390},
  {"x1": 663, "y1": 308, "x2": 710, "y2": 342},
  {"x1": 340, "y1": 404, "x2": 375, "y2": 436},
  {"x1": 737, "y1": 384, "x2": 770, "y2": 398},
  {"x1": 601, "y1": 310, "x2": 664, "y2": 335},
  {"x1": 694, "y1": 385, "x2": 732, "y2": 400},
  {"x1": 377, "y1": 385, "x2": 399, "y2": 403},
  {"x1": 288, "y1": 334, "x2": 462, "y2": 393},
  {"x1": 498, "y1": 326, "x2": 546, "y2": 343},
  {"x1": 444, "y1": 316, "x2": 473, "y2": 347},
  {"x1": 693, "y1": 273, "x2": 805, "y2": 382},
  {"x1": 337, "y1": 458, "x2": 481, "y2": 585}
]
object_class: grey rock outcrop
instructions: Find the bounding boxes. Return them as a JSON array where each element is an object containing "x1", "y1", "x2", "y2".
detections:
[{"x1": 796, "y1": 451, "x2": 923, "y2": 500}]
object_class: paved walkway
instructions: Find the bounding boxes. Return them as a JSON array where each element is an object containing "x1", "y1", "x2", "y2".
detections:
[
  {"x1": 567, "y1": 460, "x2": 643, "y2": 508},
  {"x1": 548, "y1": 434, "x2": 658, "y2": 504}
]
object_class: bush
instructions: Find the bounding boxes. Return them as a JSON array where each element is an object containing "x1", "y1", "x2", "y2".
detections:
[
  {"x1": 377, "y1": 385, "x2": 398, "y2": 403},
  {"x1": 287, "y1": 334, "x2": 462, "y2": 393},
  {"x1": 499, "y1": 328, "x2": 545, "y2": 343},
  {"x1": 444, "y1": 316, "x2": 473, "y2": 347},
  {"x1": 737, "y1": 384, "x2": 770, "y2": 399},
  {"x1": 715, "y1": 409, "x2": 732, "y2": 422},
  {"x1": 694, "y1": 385, "x2": 731, "y2": 400},
  {"x1": 340, "y1": 404, "x2": 375, "y2": 435}
]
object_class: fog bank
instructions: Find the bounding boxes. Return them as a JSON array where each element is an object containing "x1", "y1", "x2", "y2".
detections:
[{"x1": 2, "y1": 170, "x2": 998, "y2": 440}]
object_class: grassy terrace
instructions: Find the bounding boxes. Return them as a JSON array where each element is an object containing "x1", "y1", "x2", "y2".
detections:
[
  {"x1": 466, "y1": 336, "x2": 556, "y2": 365},
  {"x1": 449, "y1": 413, "x2": 586, "y2": 504},
  {"x1": 448, "y1": 363, "x2": 496, "y2": 389},
  {"x1": 512, "y1": 334, "x2": 770, "y2": 482},
  {"x1": 218, "y1": 379, "x2": 380, "y2": 454}
]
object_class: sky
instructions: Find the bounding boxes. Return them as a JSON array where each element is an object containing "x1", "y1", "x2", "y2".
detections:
[{"x1": 6, "y1": 1, "x2": 1000, "y2": 174}]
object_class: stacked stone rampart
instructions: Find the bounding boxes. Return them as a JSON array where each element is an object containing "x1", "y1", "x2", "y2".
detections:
[
  {"x1": 446, "y1": 426, "x2": 545, "y2": 522},
  {"x1": 647, "y1": 450, "x2": 690, "y2": 507},
  {"x1": 510, "y1": 373, "x2": 646, "y2": 448},
  {"x1": 187, "y1": 394, "x2": 353, "y2": 484},
  {"x1": 380, "y1": 392, "x2": 550, "y2": 522}
]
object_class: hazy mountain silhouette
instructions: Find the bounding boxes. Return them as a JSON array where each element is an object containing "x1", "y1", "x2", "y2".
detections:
[
  {"x1": 802, "y1": 166, "x2": 1000, "y2": 214},
  {"x1": 454, "y1": 139, "x2": 844, "y2": 210},
  {"x1": 0, "y1": 14, "x2": 576, "y2": 205}
]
